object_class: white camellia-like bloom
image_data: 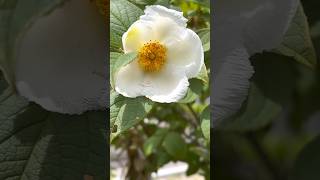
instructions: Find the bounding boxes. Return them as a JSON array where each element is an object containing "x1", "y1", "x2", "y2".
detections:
[
  {"x1": 14, "y1": 0, "x2": 106, "y2": 114},
  {"x1": 114, "y1": 5, "x2": 204, "y2": 103},
  {"x1": 213, "y1": 0, "x2": 299, "y2": 127}
]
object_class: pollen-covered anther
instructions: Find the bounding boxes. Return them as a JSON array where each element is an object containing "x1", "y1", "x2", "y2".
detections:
[{"x1": 138, "y1": 41, "x2": 167, "y2": 72}]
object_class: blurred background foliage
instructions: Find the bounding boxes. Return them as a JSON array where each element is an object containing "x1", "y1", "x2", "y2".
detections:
[
  {"x1": 213, "y1": 1, "x2": 320, "y2": 180},
  {"x1": 110, "y1": 0, "x2": 210, "y2": 179}
]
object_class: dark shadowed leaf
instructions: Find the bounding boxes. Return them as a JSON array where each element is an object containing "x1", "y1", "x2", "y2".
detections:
[
  {"x1": 274, "y1": 3, "x2": 317, "y2": 68},
  {"x1": 0, "y1": 88, "x2": 107, "y2": 180},
  {"x1": 291, "y1": 135, "x2": 320, "y2": 180}
]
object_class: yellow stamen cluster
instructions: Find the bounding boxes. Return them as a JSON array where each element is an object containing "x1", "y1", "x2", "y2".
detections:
[
  {"x1": 138, "y1": 41, "x2": 167, "y2": 72},
  {"x1": 91, "y1": 0, "x2": 107, "y2": 18}
]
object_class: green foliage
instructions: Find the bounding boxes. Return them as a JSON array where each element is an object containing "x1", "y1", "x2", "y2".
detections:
[
  {"x1": 143, "y1": 128, "x2": 169, "y2": 156},
  {"x1": 178, "y1": 78, "x2": 203, "y2": 103},
  {"x1": 128, "y1": 0, "x2": 170, "y2": 6},
  {"x1": 110, "y1": 52, "x2": 122, "y2": 86},
  {"x1": 162, "y1": 132, "x2": 188, "y2": 160},
  {"x1": 196, "y1": 64, "x2": 209, "y2": 84},
  {"x1": 274, "y1": 2, "x2": 317, "y2": 68},
  {"x1": 0, "y1": 88, "x2": 106, "y2": 179},
  {"x1": 219, "y1": 2, "x2": 318, "y2": 132},
  {"x1": 0, "y1": 0, "x2": 65, "y2": 87},
  {"x1": 292, "y1": 136, "x2": 320, "y2": 180},
  {"x1": 215, "y1": 1, "x2": 320, "y2": 180},
  {"x1": 0, "y1": 1, "x2": 107, "y2": 179},
  {"x1": 219, "y1": 84, "x2": 282, "y2": 131},
  {"x1": 110, "y1": 91, "x2": 154, "y2": 141},
  {"x1": 109, "y1": 0, "x2": 210, "y2": 178},
  {"x1": 200, "y1": 106, "x2": 210, "y2": 141},
  {"x1": 197, "y1": 28, "x2": 210, "y2": 52}
]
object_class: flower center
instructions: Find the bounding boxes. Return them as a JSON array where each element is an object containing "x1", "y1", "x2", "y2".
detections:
[{"x1": 138, "y1": 41, "x2": 167, "y2": 72}]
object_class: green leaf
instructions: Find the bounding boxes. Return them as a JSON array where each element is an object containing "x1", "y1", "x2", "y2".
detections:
[
  {"x1": 219, "y1": 84, "x2": 282, "y2": 131},
  {"x1": 291, "y1": 135, "x2": 320, "y2": 180},
  {"x1": 110, "y1": 52, "x2": 137, "y2": 88},
  {"x1": 196, "y1": 64, "x2": 209, "y2": 84},
  {"x1": 110, "y1": 0, "x2": 143, "y2": 51},
  {"x1": 219, "y1": 53, "x2": 300, "y2": 131},
  {"x1": 128, "y1": 0, "x2": 157, "y2": 5},
  {"x1": 156, "y1": 149, "x2": 171, "y2": 168},
  {"x1": 0, "y1": 1, "x2": 16, "y2": 87},
  {"x1": 110, "y1": 90, "x2": 154, "y2": 141},
  {"x1": 0, "y1": 0, "x2": 66, "y2": 87},
  {"x1": 0, "y1": 89, "x2": 107, "y2": 179},
  {"x1": 179, "y1": 65, "x2": 209, "y2": 104},
  {"x1": 128, "y1": 0, "x2": 169, "y2": 7},
  {"x1": 0, "y1": 72, "x2": 8, "y2": 94},
  {"x1": 110, "y1": 52, "x2": 122, "y2": 87},
  {"x1": 154, "y1": 0, "x2": 170, "y2": 6},
  {"x1": 197, "y1": 28, "x2": 210, "y2": 52},
  {"x1": 274, "y1": 3, "x2": 317, "y2": 68},
  {"x1": 200, "y1": 106, "x2": 210, "y2": 141},
  {"x1": 162, "y1": 132, "x2": 187, "y2": 160},
  {"x1": 178, "y1": 78, "x2": 203, "y2": 103},
  {"x1": 186, "y1": 163, "x2": 199, "y2": 176},
  {"x1": 143, "y1": 128, "x2": 169, "y2": 156}
]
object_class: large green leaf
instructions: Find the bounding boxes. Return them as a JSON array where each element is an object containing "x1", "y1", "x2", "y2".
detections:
[
  {"x1": 200, "y1": 106, "x2": 210, "y2": 141},
  {"x1": 0, "y1": 0, "x2": 66, "y2": 87},
  {"x1": 162, "y1": 132, "x2": 187, "y2": 160},
  {"x1": 110, "y1": 0, "x2": 143, "y2": 52},
  {"x1": 0, "y1": 0, "x2": 16, "y2": 87},
  {"x1": 178, "y1": 79, "x2": 203, "y2": 104},
  {"x1": 110, "y1": 91, "x2": 153, "y2": 141},
  {"x1": 274, "y1": 3, "x2": 317, "y2": 68},
  {"x1": 0, "y1": 72, "x2": 8, "y2": 93},
  {"x1": 196, "y1": 64, "x2": 209, "y2": 84},
  {"x1": 128, "y1": 0, "x2": 157, "y2": 5},
  {"x1": 291, "y1": 135, "x2": 320, "y2": 180},
  {"x1": 128, "y1": 0, "x2": 170, "y2": 7},
  {"x1": 143, "y1": 128, "x2": 169, "y2": 156},
  {"x1": 219, "y1": 53, "x2": 300, "y2": 131},
  {"x1": 0, "y1": 89, "x2": 107, "y2": 180},
  {"x1": 197, "y1": 28, "x2": 210, "y2": 52},
  {"x1": 110, "y1": 52, "x2": 122, "y2": 87},
  {"x1": 218, "y1": 84, "x2": 282, "y2": 131}
]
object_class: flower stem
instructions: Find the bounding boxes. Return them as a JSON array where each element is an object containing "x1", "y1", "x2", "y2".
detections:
[{"x1": 186, "y1": 103, "x2": 199, "y2": 126}]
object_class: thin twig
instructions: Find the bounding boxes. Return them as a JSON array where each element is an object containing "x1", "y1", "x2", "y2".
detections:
[{"x1": 186, "y1": 103, "x2": 200, "y2": 126}]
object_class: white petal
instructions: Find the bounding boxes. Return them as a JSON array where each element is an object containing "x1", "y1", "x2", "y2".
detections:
[
  {"x1": 15, "y1": 0, "x2": 106, "y2": 114},
  {"x1": 122, "y1": 5, "x2": 188, "y2": 53},
  {"x1": 212, "y1": 48, "x2": 254, "y2": 127},
  {"x1": 164, "y1": 28, "x2": 204, "y2": 78},
  {"x1": 142, "y1": 5, "x2": 187, "y2": 27},
  {"x1": 114, "y1": 61, "x2": 144, "y2": 98},
  {"x1": 139, "y1": 6, "x2": 188, "y2": 42},
  {"x1": 143, "y1": 66, "x2": 189, "y2": 103},
  {"x1": 122, "y1": 21, "x2": 155, "y2": 53}
]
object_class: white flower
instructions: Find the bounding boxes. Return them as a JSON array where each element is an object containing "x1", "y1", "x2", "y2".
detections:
[
  {"x1": 212, "y1": 0, "x2": 299, "y2": 127},
  {"x1": 114, "y1": 5, "x2": 204, "y2": 103},
  {"x1": 14, "y1": 0, "x2": 106, "y2": 114}
]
